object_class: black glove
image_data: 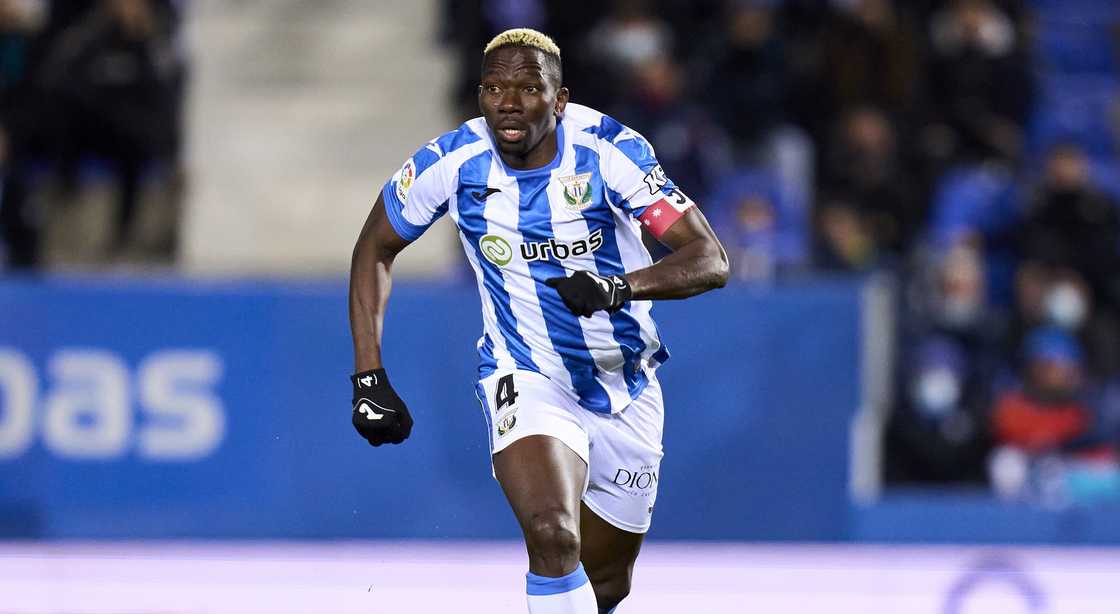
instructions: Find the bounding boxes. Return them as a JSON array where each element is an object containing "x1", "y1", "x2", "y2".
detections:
[
  {"x1": 544, "y1": 270, "x2": 632, "y2": 317},
  {"x1": 350, "y1": 368, "x2": 413, "y2": 446}
]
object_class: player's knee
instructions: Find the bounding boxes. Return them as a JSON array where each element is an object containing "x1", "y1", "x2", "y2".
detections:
[
  {"x1": 594, "y1": 581, "x2": 630, "y2": 611},
  {"x1": 523, "y1": 509, "x2": 580, "y2": 575}
]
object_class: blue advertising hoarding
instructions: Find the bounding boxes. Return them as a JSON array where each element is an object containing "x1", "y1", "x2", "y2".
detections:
[{"x1": 0, "y1": 276, "x2": 863, "y2": 540}]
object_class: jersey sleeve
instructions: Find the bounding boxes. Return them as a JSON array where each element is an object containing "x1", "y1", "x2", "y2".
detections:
[
  {"x1": 381, "y1": 140, "x2": 456, "y2": 242},
  {"x1": 599, "y1": 123, "x2": 697, "y2": 239}
]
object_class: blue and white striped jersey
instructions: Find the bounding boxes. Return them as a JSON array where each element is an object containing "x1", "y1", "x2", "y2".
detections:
[{"x1": 381, "y1": 103, "x2": 695, "y2": 414}]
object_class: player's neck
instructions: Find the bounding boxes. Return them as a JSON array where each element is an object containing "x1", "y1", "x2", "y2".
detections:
[{"x1": 501, "y1": 129, "x2": 558, "y2": 171}]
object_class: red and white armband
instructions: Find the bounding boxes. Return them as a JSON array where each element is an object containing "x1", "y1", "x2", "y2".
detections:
[{"x1": 637, "y1": 189, "x2": 696, "y2": 239}]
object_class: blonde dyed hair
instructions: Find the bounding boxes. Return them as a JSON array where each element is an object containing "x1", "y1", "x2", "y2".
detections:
[{"x1": 483, "y1": 28, "x2": 561, "y2": 58}]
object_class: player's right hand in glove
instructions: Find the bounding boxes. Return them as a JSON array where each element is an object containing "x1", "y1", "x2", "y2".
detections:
[
  {"x1": 544, "y1": 270, "x2": 632, "y2": 317},
  {"x1": 351, "y1": 368, "x2": 413, "y2": 446}
]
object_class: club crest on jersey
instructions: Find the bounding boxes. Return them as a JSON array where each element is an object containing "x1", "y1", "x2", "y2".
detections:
[
  {"x1": 497, "y1": 413, "x2": 517, "y2": 436},
  {"x1": 395, "y1": 158, "x2": 416, "y2": 203},
  {"x1": 479, "y1": 234, "x2": 513, "y2": 267},
  {"x1": 559, "y1": 173, "x2": 593, "y2": 210}
]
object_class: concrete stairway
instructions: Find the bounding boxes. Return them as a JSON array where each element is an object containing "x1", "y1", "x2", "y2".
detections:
[{"x1": 182, "y1": 0, "x2": 459, "y2": 276}]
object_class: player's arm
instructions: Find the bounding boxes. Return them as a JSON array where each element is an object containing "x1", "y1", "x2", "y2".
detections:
[
  {"x1": 349, "y1": 192, "x2": 410, "y2": 372},
  {"x1": 545, "y1": 202, "x2": 728, "y2": 316},
  {"x1": 347, "y1": 193, "x2": 414, "y2": 446},
  {"x1": 625, "y1": 207, "x2": 728, "y2": 299}
]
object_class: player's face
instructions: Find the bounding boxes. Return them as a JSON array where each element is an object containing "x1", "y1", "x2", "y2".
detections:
[{"x1": 479, "y1": 47, "x2": 568, "y2": 169}]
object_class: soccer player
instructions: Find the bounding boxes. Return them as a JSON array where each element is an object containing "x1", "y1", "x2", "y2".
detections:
[{"x1": 348, "y1": 28, "x2": 728, "y2": 613}]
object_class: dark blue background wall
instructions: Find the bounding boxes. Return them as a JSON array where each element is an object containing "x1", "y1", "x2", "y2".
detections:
[{"x1": 0, "y1": 277, "x2": 862, "y2": 540}]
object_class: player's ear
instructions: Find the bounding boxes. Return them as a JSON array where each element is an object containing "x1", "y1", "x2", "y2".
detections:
[{"x1": 555, "y1": 87, "x2": 569, "y2": 116}]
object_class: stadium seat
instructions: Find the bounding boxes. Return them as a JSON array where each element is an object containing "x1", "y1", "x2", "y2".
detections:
[
  {"x1": 1030, "y1": 0, "x2": 1120, "y2": 22},
  {"x1": 928, "y1": 166, "x2": 1019, "y2": 248},
  {"x1": 704, "y1": 168, "x2": 809, "y2": 270},
  {"x1": 1034, "y1": 19, "x2": 1118, "y2": 75},
  {"x1": 1090, "y1": 157, "x2": 1120, "y2": 202},
  {"x1": 1027, "y1": 76, "x2": 1120, "y2": 161}
]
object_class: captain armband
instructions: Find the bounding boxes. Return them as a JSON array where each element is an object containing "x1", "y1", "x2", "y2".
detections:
[{"x1": 637, "y1": 188, "x2": 695, "y2": 239}]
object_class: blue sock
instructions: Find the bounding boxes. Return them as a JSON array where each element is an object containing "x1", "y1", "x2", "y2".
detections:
[{"x1": 526, "y1": 562, "x2": 598, "y2": 613}]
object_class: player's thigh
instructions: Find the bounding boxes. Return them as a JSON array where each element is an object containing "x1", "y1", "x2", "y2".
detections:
[
  {"x1": 579, "y1": 500, "x2": 644, "y2": 581},
  {"x1": 582, "y1": 378, "x2": 665, "y2": 534},
  {"x1": 480, "y1": 370, "x2": 591, "y2": 529},
  {"x1": 494, "y1": 434, "x2": 588, "y2": 532}
]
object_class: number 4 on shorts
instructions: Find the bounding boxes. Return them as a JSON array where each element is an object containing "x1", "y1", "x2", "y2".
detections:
[{"x1": 495, "y1": 373, "x2": 518, "y2": 410}]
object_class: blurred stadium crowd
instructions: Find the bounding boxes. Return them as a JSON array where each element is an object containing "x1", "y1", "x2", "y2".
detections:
[
  {"x1": 442, "y1": 0, "x2": 1120, "y2": 503},
  {"x1": 0, "y1": 0, "x2": 1118, "y2": 504},
  {"x1": 0, "y1": 0, "x2": 185, "y2": 269}
]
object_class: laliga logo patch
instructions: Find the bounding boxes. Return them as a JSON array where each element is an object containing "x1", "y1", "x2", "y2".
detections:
[
  {"x1": 479, "y1": 234, "x2": 513, "y2": 267},
  {"x1": 559, "y1": 172, "x2": 593, "y2": 211},
  {"x1": 395, "y1": 158, "x2": 416, "y2": 203}
]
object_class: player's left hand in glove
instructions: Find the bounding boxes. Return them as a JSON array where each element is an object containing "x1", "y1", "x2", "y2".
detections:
[
  {"x1": 351, "y1": 368, "x2": 413, "y2": 446},
  {"x1": 544, "y1": 270, "x2": 632, "y2": 317}
]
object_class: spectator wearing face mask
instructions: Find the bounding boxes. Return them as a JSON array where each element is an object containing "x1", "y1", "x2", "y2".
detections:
[
  {"x1": 902, "y1": 242, "x2": 1009, "y2": 382},
  {"x1": 886, "y1": 336, "x2": 991, "y2": 483},
  {"x1": 1013, "y1": 265, "x2": 1120, "y2": 378},
  {"x1": 1016, "y1": 143, "x2": 1120, "y2": 318},
  {"x1": 569, "y1": 0, "x2": 676, "y2": 114}
]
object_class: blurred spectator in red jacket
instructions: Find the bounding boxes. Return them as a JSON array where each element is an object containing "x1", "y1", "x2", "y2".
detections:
[
  {"x1": 989, "y1": 327, "x2": 1120, "y2": 504},
  {"x1": 991, "y1": 328, "x2": 1090, "y2": 454}
]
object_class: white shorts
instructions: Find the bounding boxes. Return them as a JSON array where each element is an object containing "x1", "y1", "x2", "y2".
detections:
[{"x1": 475, "y1": 369, "x2": 664, "y2": 534}]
